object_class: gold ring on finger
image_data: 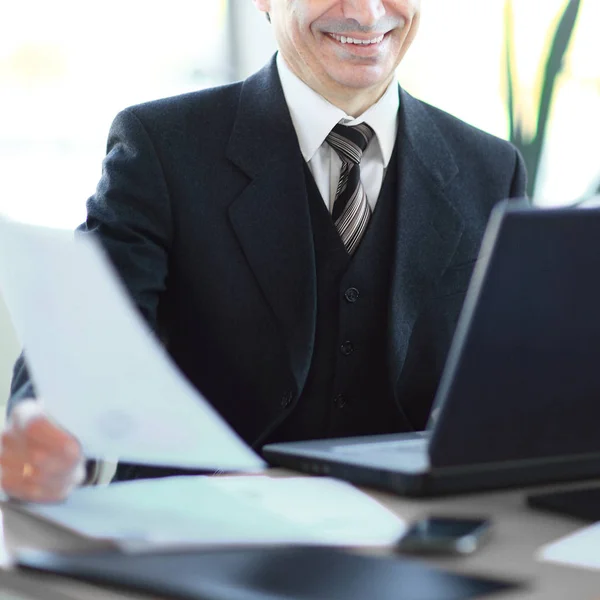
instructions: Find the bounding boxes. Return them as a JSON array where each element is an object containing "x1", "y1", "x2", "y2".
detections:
[{"x1": 22, "y1": 463, "x2": 33, "y2": 478}]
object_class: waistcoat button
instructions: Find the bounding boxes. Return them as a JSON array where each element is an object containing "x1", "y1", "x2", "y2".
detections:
[
  {"x1": 340, "y1": 341, "x2": 354, "y2": 356},
  {"x1": 333, "y1": 394, "x2": 347, "y2": 408},
  {"x1": 344, "y1": 287, "x2": 360, "y2": 303}
]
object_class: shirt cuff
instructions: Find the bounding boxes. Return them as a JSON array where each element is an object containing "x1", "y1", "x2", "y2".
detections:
[{"x1": 83, "y1": 459, "x2": 117, "y2": 486}]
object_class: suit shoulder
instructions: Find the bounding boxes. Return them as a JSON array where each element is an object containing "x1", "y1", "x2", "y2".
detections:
[
  {"x1": 116, "y1": 81, "x2": 244, "y2": 131},
  {"x1": 414, "y1": 97, "x2": 517, "y2": 160}
]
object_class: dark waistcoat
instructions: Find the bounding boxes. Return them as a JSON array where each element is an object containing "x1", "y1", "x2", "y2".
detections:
[{"x1": 267, "y1": 152, "x2": 409, "y2": 444}]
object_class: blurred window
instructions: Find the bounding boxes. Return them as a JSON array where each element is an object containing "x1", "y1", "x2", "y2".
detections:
[
  {"x1": 1, "y1": 0, "x2": 598, "y2": 228},
  {"x1": 0, "y1": 0, "x2": 229, "y2": 228}
]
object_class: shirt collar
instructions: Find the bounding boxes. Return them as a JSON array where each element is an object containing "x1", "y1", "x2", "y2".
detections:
[{"x1": 276, "y1": 53, "x2": 399, "y2": 167}]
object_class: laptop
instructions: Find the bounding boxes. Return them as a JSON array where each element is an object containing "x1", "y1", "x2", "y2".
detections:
[{"x1": 263, "y1": 201, "x2": 600, "y2": 496}]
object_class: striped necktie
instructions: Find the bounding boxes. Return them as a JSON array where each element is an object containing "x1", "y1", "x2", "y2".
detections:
[{"x1": 326, "y1": 122, "x2": 375, "y2": 255}]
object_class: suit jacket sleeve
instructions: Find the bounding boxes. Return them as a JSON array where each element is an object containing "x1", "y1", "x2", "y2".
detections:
[{"x1": 82, "y1": 107, "x2": 173, "y2": 325}]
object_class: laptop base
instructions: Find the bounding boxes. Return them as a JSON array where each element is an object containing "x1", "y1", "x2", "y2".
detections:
[{"x1": 263, "y1": 441, "x2": 600, "y2": 497}]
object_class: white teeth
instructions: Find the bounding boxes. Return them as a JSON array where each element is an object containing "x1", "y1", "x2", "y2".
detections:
[{"x1": 330, "y1": 34, "x2": 384, "y2": 45}]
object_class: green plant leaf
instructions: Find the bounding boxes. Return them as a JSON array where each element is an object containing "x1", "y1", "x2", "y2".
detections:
[
  {"x1": 504, "y1": 0, "x2": 517, "y2": 143},
  {"x1": 505, "y1": 0, "x2": 582, "y2": 198},
  {"x1": 528, "y1": 0, "x2": 582, "y2": 195}
]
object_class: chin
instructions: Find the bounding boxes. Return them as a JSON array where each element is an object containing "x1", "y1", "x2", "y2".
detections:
[{"x1": 328, "y1": 65, "x2": 391, "y2": 92}]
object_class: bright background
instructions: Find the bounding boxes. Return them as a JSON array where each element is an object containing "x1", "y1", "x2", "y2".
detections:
[{"x1": 1, "y1": 0, "x2": 599, "y2": 409}]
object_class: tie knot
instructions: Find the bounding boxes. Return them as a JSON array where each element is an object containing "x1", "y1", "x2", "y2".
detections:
[{"x1": 326, "y1": 122, "x2": 375, "y2": 165}]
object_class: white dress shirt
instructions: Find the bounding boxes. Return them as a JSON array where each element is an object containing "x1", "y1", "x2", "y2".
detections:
[{"x1": 276, "y1": 53, "x2": 399, "y2": 213}]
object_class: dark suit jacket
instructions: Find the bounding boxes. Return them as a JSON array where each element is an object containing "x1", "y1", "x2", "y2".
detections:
[{"x1": 10, "y1": 56, "x2": 527, "y2": 450}]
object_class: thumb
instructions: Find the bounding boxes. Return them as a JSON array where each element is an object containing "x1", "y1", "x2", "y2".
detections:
[{"x1": 9, "y1": 399, "x2": 46, "y2": 432}]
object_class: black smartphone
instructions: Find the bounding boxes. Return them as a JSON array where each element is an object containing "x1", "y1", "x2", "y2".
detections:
[{"x1": 396, "y1": 516, "x2": 492, "y2": 556}]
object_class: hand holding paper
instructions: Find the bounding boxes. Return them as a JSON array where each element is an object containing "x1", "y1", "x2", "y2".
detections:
[
  {"x1": 0, "y1": 400, "x2": 85, "y2": 503},
  {"x1": 0, "y1": 217, "x2": 266, "y2": 482}
]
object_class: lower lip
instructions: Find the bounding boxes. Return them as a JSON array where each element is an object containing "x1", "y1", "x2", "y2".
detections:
[{"x1": 326, "y1": 33, "x2": 388, "y2": 56}]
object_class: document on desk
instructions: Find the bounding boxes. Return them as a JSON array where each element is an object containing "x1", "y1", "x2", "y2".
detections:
[
  {"x1": 538, "y1": 522, "x2": 600, "y2": 571},
  {"x1": 0, "y1": 217, "x2": 264, "y2": 471},
  {"x1": 9, "y1": 476, "x2": 407, "y2": 549}
]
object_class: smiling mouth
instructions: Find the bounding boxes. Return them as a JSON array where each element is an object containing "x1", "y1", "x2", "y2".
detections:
[{"x1": 327, "y1": 33, "x2": 386, "y2": 46}]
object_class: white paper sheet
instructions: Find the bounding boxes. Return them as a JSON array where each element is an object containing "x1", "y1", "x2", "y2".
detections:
[
  {"x1": 11, "y1": 476, "x2": 406, "y2": 549},
  {"x1": 0, "y1": 217, "x2": 265, "y2": 471},
  {"x1": 538, "y1": 522, "x2": 600, "y2": 571}
]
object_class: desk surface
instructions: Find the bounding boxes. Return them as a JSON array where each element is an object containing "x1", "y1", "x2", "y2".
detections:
[{"x1": 1, "y1": 473, "x2": 599, "y2": 600}]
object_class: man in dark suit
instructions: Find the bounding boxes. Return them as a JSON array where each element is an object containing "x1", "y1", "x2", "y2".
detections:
[{"x1": 1, "y1": 0, "x2": 526, "y2": 502}]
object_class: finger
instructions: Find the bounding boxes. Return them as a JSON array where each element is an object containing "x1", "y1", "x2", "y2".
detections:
[
  {"x1": 22, "y1": 419, "x2": 81, "y2": 462},
  {"x1": 0, "y1": 428, "x2": 25, "y2": 455},
  {"x1": 9, "y1": 401, "x2": 80, "y2": 458},
  {"x1": 0, "y1": 430, "x2": 30, "y2": 474},
  {"x1": 2, "y1": 473, "x2": 75, "y2": 504},
  {"x1": 1, "y1": 451, "x2": 83, "y2": 480},
  {"x1": 2, "y1": 423, "x2": 81, "y2": 473},
  {"x1": 1, "y1": 459, "x2": 85, "y2": 502},
  {"x1": 7, "y1": 401, "x2": 62, "y2": 452},
  {"x1": 1, "y1": 427, "x2": 84, "y2": 498}
]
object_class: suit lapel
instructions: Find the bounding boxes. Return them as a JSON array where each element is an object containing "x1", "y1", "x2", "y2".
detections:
[
  {"x1": 388, "y1": 89, "x2": 464, "y2": 389},
  {"x1": 226, "y1": 58, "x2": 316, "y2": 394}
]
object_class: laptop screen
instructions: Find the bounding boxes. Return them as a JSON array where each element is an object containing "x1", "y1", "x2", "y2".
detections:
[{"x1": 428, "y1": 201, "x2": 600, "y2": 467}]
